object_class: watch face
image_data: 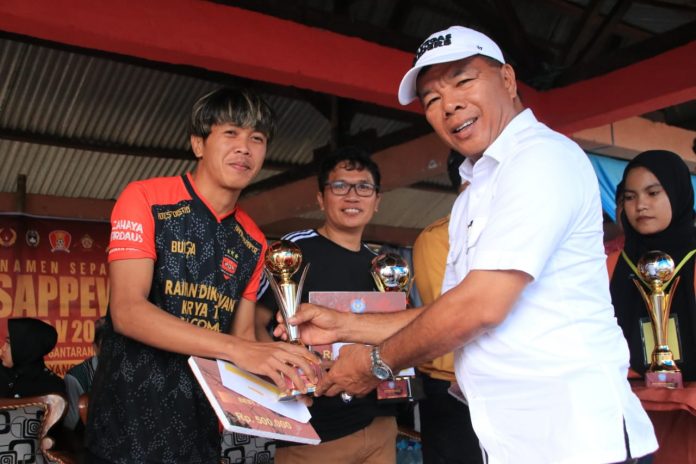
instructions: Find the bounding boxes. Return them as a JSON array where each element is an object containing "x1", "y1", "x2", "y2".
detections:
[{"x1": 373, "y1": 365, "x2": 390, "y2": 380}]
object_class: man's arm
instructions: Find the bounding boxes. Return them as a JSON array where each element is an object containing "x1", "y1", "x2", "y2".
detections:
[
  {"x1": 109, "y1": 258, "x2": 319, "y2": 390},
  {"x1": 279, "y1": 303, "x2": 423, "y2": 346},
  {"x1": 317, "y1": 269, "x2": 531, "y2": 397},
  {"x1": 254, "y1": 304, "x2": 275, "y2": 342},
  {"x1": 231, "y1": 297, "x2": 256, "y2": 341}
]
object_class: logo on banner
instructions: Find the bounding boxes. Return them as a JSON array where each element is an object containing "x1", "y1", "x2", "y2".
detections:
[
  {"x1": 80, "y1": 234, "x2": 94, "y2": 250},
  {"x1": 49, "y1": 230, "x2": 72, "y2": 253},
  {"x1": 350, "y1": 298, "x2": 367, "y2": 314},
  {"x1": 0, "y1": 228, "x2": 17, "y2": 247},
  {"x1": 221, "y1": 255, "x2": 238, "y2": 280},
  {"x1": 25, "y1": 229, "x2": 40, "y2": 247}
]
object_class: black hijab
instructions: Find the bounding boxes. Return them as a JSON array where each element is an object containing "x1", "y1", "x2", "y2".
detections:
[{"x1": 611, "y1": 150, "x2": 696, "y2": 380}]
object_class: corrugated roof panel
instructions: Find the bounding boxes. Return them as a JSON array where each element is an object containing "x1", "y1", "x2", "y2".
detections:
[
  {"x1": 0, "y1": 138, "x2": 285, "y2": 200},
  {"x1": 515, "y1": 2, "x2": 570, "y2": 46},
  {"x1": 351, "y1": 113, "x2": 410, "y2": 137},
  {"x1": 624, "y1": 3, "x2": 696, "y2": 33},
  {"x1": 265, "y1": 96, "x2": 330, "y2": 165},
  {"x1": 350, "y1": 0, "x2": 398, "y2": 27},
  {"x1": 0, "y1": 34, "x2": 335, "y2": 186},
  {"x1": 0, "y1": 38, "x2": 290, "y2": 153},
  {"x1": 0, "y1": 140, "x2": 193, "y2": 199}
]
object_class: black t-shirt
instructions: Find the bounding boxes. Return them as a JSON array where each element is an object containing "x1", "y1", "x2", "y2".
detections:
[{"x1": 258, "y1": 229, "x2": 396, "y2": 443}]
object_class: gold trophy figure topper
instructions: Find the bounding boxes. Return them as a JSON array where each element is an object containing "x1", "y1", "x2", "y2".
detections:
[
  {"x1": 634, "y1": 250, "x2": 683, "y2": 389},
  {"x1": 264, "y1": 240, "x2": 320, "y2": 398}
]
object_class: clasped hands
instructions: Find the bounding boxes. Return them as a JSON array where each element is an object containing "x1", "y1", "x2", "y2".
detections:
[{"x1": 272, "y1": 303, "x2": 382, "y2": 399}]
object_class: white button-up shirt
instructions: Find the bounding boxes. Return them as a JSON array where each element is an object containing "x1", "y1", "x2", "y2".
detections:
[{"x1": 443, "y1": 109, "x2": 657, "y2": 464}]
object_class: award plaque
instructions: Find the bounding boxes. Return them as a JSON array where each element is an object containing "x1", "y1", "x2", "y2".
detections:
[
  {"x1": 633, "y1": 250, "x2": 683, "y2": 389},
  {"x1": 264, "y1": 240, "x2": 322, "y2": 398}
]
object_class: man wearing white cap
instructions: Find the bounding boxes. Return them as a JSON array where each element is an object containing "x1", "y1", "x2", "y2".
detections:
[{"x1": 286, "y1": 26, "x2": 657, "y2": 464}]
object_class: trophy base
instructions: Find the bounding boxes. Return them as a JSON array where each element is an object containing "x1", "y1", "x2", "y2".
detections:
[
  {"x1": 377, "y1": 377, "x2": 411, "y2": 401},
  {"x1": 278, "y1": 363, "x2": 324, "y2": 401},
  {"x1": 645, "y1": 370, "x2": 683, "y2": 389}
]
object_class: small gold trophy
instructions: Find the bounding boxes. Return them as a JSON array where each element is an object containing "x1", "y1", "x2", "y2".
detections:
[
  {"x1": 633, "y1": 250, "x2": 683, "y2": 389},
  {"x1": 264, "y1": 240, "x2": 319, "y2": 398},
  {"x1": 371, "y1": 253, "x2": 411, "y2": 293},
  {"x1": 264, "y1": 240, "x2": 308, "y2": 344},
  {"x1": 370, "y1": 252, "x2": 417, "y2": 402}
]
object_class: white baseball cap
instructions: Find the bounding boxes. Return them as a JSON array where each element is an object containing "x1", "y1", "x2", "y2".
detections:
[{"x1": 398, "y1": 26, "x2": 505, "y2": 105}]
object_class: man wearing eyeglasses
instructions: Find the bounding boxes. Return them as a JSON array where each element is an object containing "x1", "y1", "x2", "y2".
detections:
[{"x1": 256, "y1": 146, "x2": 397, "y2": 463}]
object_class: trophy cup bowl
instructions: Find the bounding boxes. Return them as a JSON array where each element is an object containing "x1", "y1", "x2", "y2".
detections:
[
  {"x1": 634, "y1": 250, "x2": 682, "y2": 388},
  {"x1": 371, "y1": 253, "x2": 410, "y2": 292},
  {"x1": 265, "y1": 240, "x2": 303, "y2": 281},
  {"x1": 637, "y1": 251, "x2": 674, "y2": 284}
]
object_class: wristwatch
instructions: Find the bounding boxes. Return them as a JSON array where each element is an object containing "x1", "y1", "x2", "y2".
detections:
[{"x1": 370, "y1": 346, "x2": 394, "y2": 381}]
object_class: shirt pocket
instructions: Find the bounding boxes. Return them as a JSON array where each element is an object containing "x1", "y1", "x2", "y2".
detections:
[{"x1": 465, "y1": 216, "x2": 488, "y2": 257}]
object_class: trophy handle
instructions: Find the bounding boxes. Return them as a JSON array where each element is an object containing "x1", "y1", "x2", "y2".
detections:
[
  {"x1": 631, "y1": 278, "x2": 652, "y2": 310},
  {"x1": 295, "y1": 263, "x2": 310, "y2": 310},
  {"x1": 264, "y1": 268, "x2": 290, "y2": 317},
  {"x1": 371, "y1": 270, "x2": 386, "y2": 292},
  {"x1": 661, "y1": 276, "x2": 680, "y2": 343},
  {"x1": 664, "y1": 275, "x2": 680, "y2": 313}
]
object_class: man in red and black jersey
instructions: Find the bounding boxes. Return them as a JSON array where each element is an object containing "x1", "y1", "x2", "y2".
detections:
[{"x1": 85, "y1": 88, "x2": 319, "y2": 464}]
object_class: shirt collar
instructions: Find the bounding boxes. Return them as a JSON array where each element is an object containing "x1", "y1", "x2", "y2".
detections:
[{"x1": 459, "y1": 108, "x2": 537, "y2": 182}]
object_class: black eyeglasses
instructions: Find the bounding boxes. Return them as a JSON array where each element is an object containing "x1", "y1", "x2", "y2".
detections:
[{"x1": 324, "y1": 181, "x2": 379, "y2": 197}]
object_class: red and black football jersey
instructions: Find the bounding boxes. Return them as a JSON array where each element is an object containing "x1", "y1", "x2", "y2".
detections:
[{"x1": 87, "y1": 173, "x2": 266, "y2": 463}]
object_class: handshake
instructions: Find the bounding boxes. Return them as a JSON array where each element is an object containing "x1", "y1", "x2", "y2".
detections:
[
  {"x1": 264, "y1": 241, "x2": 412, "y2": 402},
  {"x1": 272, "y1": 301, "x2": 399, "y2": 402}
]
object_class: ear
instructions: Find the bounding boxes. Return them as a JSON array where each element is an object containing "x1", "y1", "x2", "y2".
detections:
[
  {"x1": 190, "y1": 135, "x2": 204, "y2": 159},
  {"x1": 374, "y1": 193, "x2": 381, "y2": 213},
  {"x1": 501, "y1": 64, "x2": 517, "y2": 100},
  {"x1": 316, "y1": 191, "x2": 325, "y2": 211}
]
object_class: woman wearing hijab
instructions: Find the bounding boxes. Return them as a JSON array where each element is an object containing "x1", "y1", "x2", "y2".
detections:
[
  {"x1": 0, "y1": 317, "x2": 66, "y2": 398},
  {"x1": 610, "y1": 149, "x2": 696, "y2": 382}
]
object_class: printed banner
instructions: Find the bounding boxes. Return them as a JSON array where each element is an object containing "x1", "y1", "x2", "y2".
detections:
[{"x1": 0, "y1": 214, "x2": 110, "y2": 376}]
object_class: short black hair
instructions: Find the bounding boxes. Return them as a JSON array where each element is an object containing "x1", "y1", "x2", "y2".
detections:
[
  {"x1": 317, "y1": 146, "x2": 381, "y2": 192},
  {"x1": 189, "y1": 87, "x2": 276, "y2": 142}
]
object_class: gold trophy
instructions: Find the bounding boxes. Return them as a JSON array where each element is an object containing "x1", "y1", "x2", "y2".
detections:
[
  {"x1": 370, "y1": 252, "x2": 417, "y2": 402},
  {"x1": 264, "y1": 240, "x2": 320, "y2": 398},
  {"x1": 371, "y1": 252, "x2": 411, "y2": 293},
  {"x1": 633, "y1": 250, "x2": 683, "y2": 389},
  {"x1": 264, "y1": 240, "x2": 308, "y2": 344}
]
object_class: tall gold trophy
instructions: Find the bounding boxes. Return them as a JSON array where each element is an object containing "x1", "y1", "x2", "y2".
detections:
[
  {"x1": 264, "y1": 240, "x2": 320, "y2": 398},
  {"x1": 633, "y1": 250, "x2": 683, "y2": 389}
]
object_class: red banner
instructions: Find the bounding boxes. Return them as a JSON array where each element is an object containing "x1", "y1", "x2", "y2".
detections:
[{"x1": 0, "y1": 215, "x2": 110, "y2": 376}]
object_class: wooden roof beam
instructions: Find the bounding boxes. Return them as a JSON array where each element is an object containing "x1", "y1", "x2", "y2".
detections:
[{"x1": 576, "y1": 0, "x2": 634, "y2": 65}]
